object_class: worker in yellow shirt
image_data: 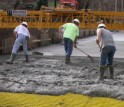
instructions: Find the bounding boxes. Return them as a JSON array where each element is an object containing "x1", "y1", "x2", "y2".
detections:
[{"x1": 59, "y1": 19, "x2": 80, "y2": 64}]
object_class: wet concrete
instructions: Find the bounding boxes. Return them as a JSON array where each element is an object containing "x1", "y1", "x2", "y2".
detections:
[
  {"x1": 0, "y1": 55, "x2": 124, "y2": 100},
  {"x1": 0, "y1": 31, "x2": 124, "y2": 100}
]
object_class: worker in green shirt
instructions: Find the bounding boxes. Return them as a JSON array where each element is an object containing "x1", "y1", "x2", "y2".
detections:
[{"x1": 59, "y1": 19, "x2": 80, "y2": 64}]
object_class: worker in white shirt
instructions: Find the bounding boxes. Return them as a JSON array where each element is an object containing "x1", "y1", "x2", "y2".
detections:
[{"x1": 6, "y1": 22, "x2": 30, "y2": 64}]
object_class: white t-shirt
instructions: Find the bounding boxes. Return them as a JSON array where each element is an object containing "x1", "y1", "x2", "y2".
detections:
[{"x1": 14, "y1": 24, "x2": 30, "y2": 38}]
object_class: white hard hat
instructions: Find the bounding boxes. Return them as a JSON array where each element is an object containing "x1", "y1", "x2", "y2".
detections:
[
  {"x1": 98, "y1": 23, "x2": 106, "y2": 28},
  {"x1": 21, "y1": 22, "x2": 28, "y2": 26},
  {"x1": 73, "y1": 19, "x2": 80, "y2": 24}
]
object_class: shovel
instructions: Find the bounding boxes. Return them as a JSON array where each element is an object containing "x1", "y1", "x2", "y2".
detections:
[{"x1": 76, "y1": 47, "x2": 94, "y2": 62}]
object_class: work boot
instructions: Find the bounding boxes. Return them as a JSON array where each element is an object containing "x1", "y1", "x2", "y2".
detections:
[
  {"x1": 98, "y1": 66, "x2": 106, "y2": 81},
  {"x1": 109, "y1": 66, "x2": 114, "y2": 79},
  {"x1": 65, "y1": 55, "x2": 70, "y2": 64},
  {"x1": 25, "y1": 55, "x2": 29, "y2": 62},
  {"x1": 6, "y1": 53, "x2": 16, "y2": 64}
]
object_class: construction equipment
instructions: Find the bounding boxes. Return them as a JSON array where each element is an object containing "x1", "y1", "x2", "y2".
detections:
[
  {"x1": 60, "y1": 0, "x2": 78, "y2": 9},
  {"x1": 0, "y1": 10, "x2": 124, "y2": 30},
  {"x1": 0, "y1": 0, "x2": 124, "y2": 29},
  {"x1": 1, "y1": 0, "x2": 124, "y2": 54}
]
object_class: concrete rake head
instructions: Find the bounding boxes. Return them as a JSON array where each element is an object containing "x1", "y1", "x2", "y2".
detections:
[
  {"x1": 32, "y1": 51, "x2": 44, "y2": 56},
  {"x1": 76, "y1": 47, "x2": 94, "y2": 62}
]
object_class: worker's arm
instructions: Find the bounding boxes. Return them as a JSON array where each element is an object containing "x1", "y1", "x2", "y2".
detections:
[
  {"x1": 59, "y1": 26, "x2": 63, "y2": 32},
  {"x1": 13, "y1": 31, "x2": 17, "y2": 40},
  {"x1": 59, "y1": 26, "x2": 64, "y2": 39},
  {"x1": 96, "y1": 29, "x2": 102, "y2": 45},
  {"x1": 96, "y1": 29, "x2": 102, "y2": 51},
  {"x1": 13, "y1": 26, "x2": 19, "y2": 39},
  {"x1": 74, "y1": 28, "x2": 79, "y2": 48}
]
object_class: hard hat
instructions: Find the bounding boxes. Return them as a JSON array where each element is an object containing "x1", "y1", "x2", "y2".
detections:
[
  {"x1": 98, "y1": 23, "x2": 106, "y2": 28},
  {"x1": 73, "y1": 19, "x2": 80, "y2": 24},
  {"x1": 21, "y1": 22, "x2": 28, "y2": 26}
]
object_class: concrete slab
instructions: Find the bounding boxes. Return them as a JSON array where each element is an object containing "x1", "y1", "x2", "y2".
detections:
[
  {"x1": 0, "y1": 31, "x2": 124, "y2": 101},
  {"x1": 31, "y1": 31, "x2": 124, "y2": 58}
]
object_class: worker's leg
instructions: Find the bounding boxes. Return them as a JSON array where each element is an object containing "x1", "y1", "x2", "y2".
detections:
[
  {"x1": 107, "y1": 46, "x2": 116, "y2": 65},
  {"x1": 99, "y1": 47, "x2": 108, "y2": 80},
  {"x1": 108, "y1": 65, "x2": 114, "y2": 79},
  {"x1": 107, "y1": 46, "x2": 116, "y2": 79},
  {"x1": 100, "y1": 47, "x2": 108, "y2": 66},
  {"x1": 99, "y1": 65, "x2": 106, "y2": 80},
  {"x1": 64, "y1": 38, "x2": 69, "y2": 64},
  {"x1": 65, "y1": 38, "x2": 73, "y2": 64},
  {"x1": 6, "y1": 38, "x2": 21, "y2": 64},
  {"x1": 12, "y1": 39, "x2": 21, "y2": 54},
  {"x1": 22, "y1": 38, "x2": 29, "y2": 62},
  {"x1": 6, "y1": 53, "x2": 16, "y2": 64},
  {"x1": 66, "y1": 38, "x2": 73, "y2": 56},
  {"x1": 64, "y1": 38, "x2": 68, "y2": 54}
]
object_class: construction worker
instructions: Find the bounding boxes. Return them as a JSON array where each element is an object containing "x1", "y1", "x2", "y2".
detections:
[
  {"x1": 6, "y1": 22, "x2": 30, "y2": 64},
  {"x1": 59, "y1": 19, "x2": 80, "y2": 64},
  {"x1": 96, "y1": 23, "x2": 116, "y2": 80}
]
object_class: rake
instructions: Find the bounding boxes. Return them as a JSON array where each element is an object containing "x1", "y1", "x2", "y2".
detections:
[{"x1": 76, "y1": 47, "x2": 94, "y2": 62}]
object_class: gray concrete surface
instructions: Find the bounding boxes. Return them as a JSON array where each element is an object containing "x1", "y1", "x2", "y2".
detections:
[
  {"x1": 31, "y1": 31, "x2": 124, "y2": 58},
  {"x1": 0, "y1": 31, "x2": 124, "y2": 100}
]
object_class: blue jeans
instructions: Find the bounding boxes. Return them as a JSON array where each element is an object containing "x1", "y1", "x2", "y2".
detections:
[
  {"x1": 64, "y1": 38, "x2": 73, "y2": 56},
  {"x1": 100, "y1": 46, "x2": 116, "y2": 66},
  {"x1": 12, "y1": 34, "x2": 28, "y2": 55}
]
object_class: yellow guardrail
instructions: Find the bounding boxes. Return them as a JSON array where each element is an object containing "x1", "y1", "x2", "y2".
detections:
[{"x1": 0, "y1": 10, "x2": 124, "y2": 30}]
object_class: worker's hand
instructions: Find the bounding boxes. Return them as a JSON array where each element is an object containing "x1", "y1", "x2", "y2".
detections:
[
  {"x1": 96, "y1": 39, "x2": 99, "y2": 45},
  {"x1": 14, "y1": 34, "x2": 17, "y2": 41},
  {"x1": 74, "y1": 43, "x2": 77, "y2": 48},
  {"x1": 14, "y1": 36, "x2": 16, "y2": 41},
  {"x1": 59, "y1": 26, "x2": 62, "y2": 33}
]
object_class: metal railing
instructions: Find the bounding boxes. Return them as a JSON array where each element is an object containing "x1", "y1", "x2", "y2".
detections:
[{"x1": 0, "y1": 10, "x2": 124, "y2": 30}]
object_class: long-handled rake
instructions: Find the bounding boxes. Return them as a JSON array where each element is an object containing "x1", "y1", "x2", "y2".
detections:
[{"x1": 76, "y1": 47, "x2": 94, "y2": 62}]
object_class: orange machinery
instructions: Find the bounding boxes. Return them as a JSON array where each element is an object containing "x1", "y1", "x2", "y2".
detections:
[{"x1": 60, "y1": 0, "x2": 78, "y2": 9}]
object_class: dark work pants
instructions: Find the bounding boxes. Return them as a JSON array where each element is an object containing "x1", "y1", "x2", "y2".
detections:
[
  {"x1": 64, "y1": 38, "x2": 73, "y2": 56},
  {"x1": 100, "y1": 46, "x2": 116, "y2": 66}
]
